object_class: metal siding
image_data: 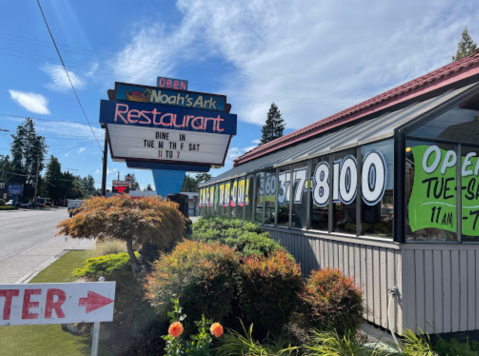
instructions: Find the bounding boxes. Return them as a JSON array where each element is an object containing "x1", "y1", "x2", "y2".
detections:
[
  {"x1": 402, "y1": 249, "x2": 416, "y2": 332},
  {"x1": 380, "y1": 248, "x2": 388, "y2": 329},
  {"x1": 415, "y1": 251, "x2": 426, "y2": 332},
  {"x1": 373, "y1": 248, "x2": 381, "y2": 327},
  {"x1": 396, "y1": 251, "x2": 403, "y2": 334},
  {"x1": 424, "y1": 250, "x2": 434, "y2": 334},
  {"x1": 433, "y1": 250, "x2": 443, "y2": 333},
  {"x1": 460, "y1": 250, "x2": 468, "y2": 331},
  {"x1": 468, "y1": 250, "x2": 476, "y2": 330},
  {"x1": 366, "y1": 248, "x2": 374, "y2": 324},
  {"x1": 451, "y1": 250, "x2": 460, "y2": 332},
  {"x1": 443, "y1": 250, "x2": 452, "y2": 333}
]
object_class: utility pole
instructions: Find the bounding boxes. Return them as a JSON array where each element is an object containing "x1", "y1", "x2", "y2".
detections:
[
  {"x1": 101, "y1": 135, "x2": 108, "y2": 196},
  {"x1": 33, "y1": 158, "x2": 40, "y2": 203}
]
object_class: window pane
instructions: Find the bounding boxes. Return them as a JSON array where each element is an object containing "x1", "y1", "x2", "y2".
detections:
[
  {"x1": 236, "y1": 177, "x2": 245, "y2": 220},
  {"x1": 224, "y1": 181, "x2": 231, "y2": 217},
  {"x1": 333, "y1": 149, "x2": 357, "y2": 234},
  {"x1": 213, "y1": 184, "x2": 219, "y2": 215},
  {"x1": 409, "y1": 106, "x2": 479, "y2": 144},
  {"x1": 460, "y1": 145, "x2": 479, "y2": 242},
  {"x1": 231, "y1": 179, "x2": 238, "y2": 218},
  {"x1": 360, "y1": 140, "x2": 393, "y2": 238},
  {"x1": 199, "y1": 188, "x2": 204, "y2": 215},
  {"x1": 277, "y1": 167, "x2": 290, "y2": 226},
  {"x1": 292, "y1": 163, "x2": 309, "y2": 229},
  {"x1": 218, "y1": 183, "x2": 225, "y2": 217},
  {"x1": 255, "y1": 173, "x2": 264, "y2": 223},
  {"x1": 245, "y1": 175, "x2": 254, "y2": 221},
  {"x1": 311, "y1": 156, "x2": 329, "y2": 231},
  {"x1": 264, "y1": 171, "x2": 276, "y2": 225},
  {"x1": 405, "y1": 140, "x2": 457, "y2": 241}
]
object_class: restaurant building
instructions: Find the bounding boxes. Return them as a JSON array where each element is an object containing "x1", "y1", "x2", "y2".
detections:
[{"x1": 199, "y1": 49, "x2": 479, "y2": 335}]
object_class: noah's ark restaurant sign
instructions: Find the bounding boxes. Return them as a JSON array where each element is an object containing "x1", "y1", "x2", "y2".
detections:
[{"x1": 199, "y1": 49, "x2": 479, "y2": 337}]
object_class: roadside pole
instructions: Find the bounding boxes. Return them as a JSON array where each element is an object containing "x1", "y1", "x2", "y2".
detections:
[
  {"x1": 91, "y1": 276, "x2": 105, "y2": 356},
  {"x1": 33, "y1": 158, "x2": 40, "y2": 204},
  {"x1": 101, "y1": 135, "x2": 108, "y2": 196}
]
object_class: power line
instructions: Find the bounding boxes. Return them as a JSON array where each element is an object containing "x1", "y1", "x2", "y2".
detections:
[
  {"x1": 35, "y1": 0, "x2": 103, "y2": 153},
  {"x1": 0, "y1": 113, "x2": 101, "y2": 126}
]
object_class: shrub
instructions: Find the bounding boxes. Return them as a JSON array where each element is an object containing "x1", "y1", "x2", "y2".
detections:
[
  {"x1": 57, "y1": 195, "x2": 186, "y2": 273},
  {"x1": 95, "y1": 239, "x2": 128, "y2": 256},
  {"x1": 73, "y1": 253, "x2": 136, "y2": 278},
  {"x1": 0, "y1": 199, "x2": 6, "y2": 206},
  {"x1": 192, "y1": 217, "x2": 285, "y2": 257},
  {"x1": 236, "y1": 250, "x2": 303, "y2": 338},
  {"x1": 145, "y1": 240, "x2": 240, "y2": 332},
  {"x1": 0, "y1": 206, "x2": 16, "y2": 210},
  {"x1": 300, "y1": 268, "x2": 364, "y2": 334}
]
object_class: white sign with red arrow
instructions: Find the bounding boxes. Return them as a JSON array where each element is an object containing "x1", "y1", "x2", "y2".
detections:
[{"x1": 0, "y1": 282, "x2": 116, "y2": 326}]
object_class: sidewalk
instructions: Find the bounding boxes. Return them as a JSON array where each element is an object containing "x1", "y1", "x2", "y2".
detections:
[{"x1": 0, "y1": 237, "x2": 96, "y2": 284}]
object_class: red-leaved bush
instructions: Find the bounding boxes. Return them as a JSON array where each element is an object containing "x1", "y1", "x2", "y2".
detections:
[
  {"x1": 144, "y1": 240, "x2": 239, "y2": 333},
  {"x1": 236, "y1": 250, "x2": 303, "y2": 337},
  {"x1": 300, "y1": 268, "x2": 364, "y2": 334}
]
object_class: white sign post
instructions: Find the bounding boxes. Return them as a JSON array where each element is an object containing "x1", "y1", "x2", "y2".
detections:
[{"x1": 0, "y1": 281, "x2": 115, "y2": 355}]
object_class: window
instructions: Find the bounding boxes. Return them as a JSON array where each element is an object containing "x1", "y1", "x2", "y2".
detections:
[
  {"x1": 292, "y1": 163, "x2": 309, "y2": 229},
  {"x1": 231, "y1": 179, "x2": 238, "y2": 218},
  {"x1": 236, "y1": 177, "x2": 246, "y2": 220},
  {"x1": 218, "y1": 183, "x2": 225, "y2": 217},
  {"x1": 245, "y1": 175, "x2": 254, "y2": 221},
  {"x1": 224, "y1": 181, "x2": 231, "y2": 217},
  {"x1": 264, "y1": 171, "x2": 276, "y2": 225},
  {"x1": 361, "y1": 140, "x2": 393, "y2": 238},
  {"x1": 332, "y1": 149, "x2": 357, "y2": 234},
  {"x1": 405, "y1": 140, "x2": 457, "y2": 241},
  {"x1": 409, "y1": 106, "x2": 479, "y2": 144},
  {"x1": 460, "y1": 145, "x2": 479, "y2": 242},
  {"x1": 255, "y1": 173, "x2": 264, "y2": 224},
  {"x1": 213, "y1": 184, "x2": 219, "y2": 215},
  {"x1": 311, "y1": 155, "x2": 329, "y2": 231},
  {"x1": 277, "y1": 167, "x2": 290, "y2": 226}
]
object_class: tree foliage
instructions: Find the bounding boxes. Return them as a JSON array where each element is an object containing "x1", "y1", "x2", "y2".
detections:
[
  {"x1": 453, "y1": 27, "x2": 477, "y2": 61},
  {"x1": 57, "y1": 195, "x2": 186, "y2": 272},
  {"x1": 5, "y1": 118, "x2": 47, "y2": 198},
  {"x1": 126, "y1": 173, "x2": 140, "y2": 190},
  {"x1": 260, "y1": 103, "x2": 285, "y2": 144},
  {"x1": 181, "y1": 175, "x2": 198, "y2": 192}
]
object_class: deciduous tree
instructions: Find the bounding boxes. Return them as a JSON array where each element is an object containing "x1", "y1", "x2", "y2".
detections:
[{"x1": 57, "y1": 195, "x2": 186, "y2": 273}]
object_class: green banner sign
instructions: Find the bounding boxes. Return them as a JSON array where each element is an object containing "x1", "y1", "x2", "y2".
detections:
[{"x1": 409, "y1": 145, "x2": 479, "y2": 236}]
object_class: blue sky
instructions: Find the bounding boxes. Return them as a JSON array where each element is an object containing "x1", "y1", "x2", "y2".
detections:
[{"x1": 0, "y1": 0, "x2": 478, "y2": 190}]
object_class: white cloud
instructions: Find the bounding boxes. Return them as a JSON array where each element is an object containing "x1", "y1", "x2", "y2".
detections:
[
  {"x1": 78, "y1": 147, "x2": 86, "y2": 153},
  {"x1": 8, "y1": 90, "x2": 50, "y2": 115},
  {"x1": 252, "y1": 139, "x2": 261, "y2": 144},
  {"x1": 111, "y1": 0, "x2": 479, "y2": 130},
  {"x1": 42, "y1": 64, "x2": 85, "y2": 91},
  {"x1": 95, "y1": 169, "x2": 100, "y2": 174},
  {"x1": 107, "y1": 168, "x2": 118, "y2": 175},
  {"x1": 35, "y1": 121, "x2": 104, "y2": 142},
  {"x1": 227, "y1": 145, "x2": 256, "y2": 162}
]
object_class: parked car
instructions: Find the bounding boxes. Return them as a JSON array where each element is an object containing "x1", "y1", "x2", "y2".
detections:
[
  {"x1": 67, "y1": 199, "x2": 85, "y2": 217},
  {"x1": 35, "y1": 197, "x2": 46, "y2": 209},
  {"x1": 20, "y1": 201, "x2": 32, "y2": 209}
]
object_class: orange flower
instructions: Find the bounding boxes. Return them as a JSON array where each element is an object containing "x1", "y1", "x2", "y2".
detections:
[
  {"x1": 168, "y1": 322, "x2": 184, "y2": 337},
  {"x1": 210, "y1": 322, "x2": 223, "y2": 337}
]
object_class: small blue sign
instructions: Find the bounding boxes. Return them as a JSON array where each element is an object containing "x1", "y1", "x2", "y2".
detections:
[
  {"x1": 99, "y1": 100, "x2": 237, "y2": 136},
  {"x1": 115, "y1": 82, "x2": 226, "y2": 112},
  {"x1": 8, "y1": 183, "x2": 23, "y2": 195},
  {"x1": 157, "y1": 76, "x2": 188, "y2": 90}
]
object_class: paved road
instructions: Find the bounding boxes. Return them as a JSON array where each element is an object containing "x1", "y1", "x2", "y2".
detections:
[{"x1": 0, "y1": 208, "x2": 95, "y2": 284}]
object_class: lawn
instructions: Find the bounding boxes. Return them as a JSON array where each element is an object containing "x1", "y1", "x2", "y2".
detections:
[{"x1": 0, "y1": 250, "x2": 114, "y2": 356}]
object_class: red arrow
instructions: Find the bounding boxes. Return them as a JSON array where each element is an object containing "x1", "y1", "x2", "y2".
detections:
[{"x1": 78, "y1": 291, "x2": 114, "y2": 314}]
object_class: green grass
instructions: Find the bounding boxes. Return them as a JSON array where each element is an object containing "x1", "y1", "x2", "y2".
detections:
[{"x1": 0, "y1": 251, "x2": 114, "y2": 356}]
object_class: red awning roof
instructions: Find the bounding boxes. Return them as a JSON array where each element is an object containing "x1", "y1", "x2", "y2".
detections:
[{"x1": 234, "y1": 49, "x2": 479, "y2": 167}]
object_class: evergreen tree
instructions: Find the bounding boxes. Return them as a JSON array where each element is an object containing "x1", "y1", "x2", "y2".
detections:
[
  {"x1": 9, "y1": 118, "x2": 47, "y2": 198},
  {"x1": 195, "y1": 173, "x2": 212, "y2": 186},
  {"x1": 126, "y1": 173, "x2": 140, "y2": 190},
  {"x1": 453, "y1": 27, "x2": 477, "y2": 61},
  {"x1": 181, "y1": 175, "x2": 198, "y2": 192},
  {"x1": 144, "y1": 183, "x2": 153, "y2": 191},
  {"x1": 260, "y1": 103, "x2": 285, "y2": 144}
]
